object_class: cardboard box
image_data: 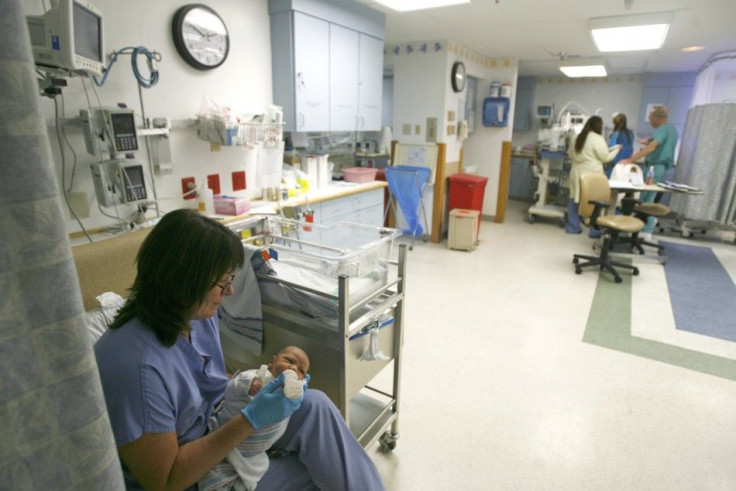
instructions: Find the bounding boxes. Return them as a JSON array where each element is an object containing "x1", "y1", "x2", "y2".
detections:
[{"x1": 214, "y1": 196, "x2": 250, "y2": 216}]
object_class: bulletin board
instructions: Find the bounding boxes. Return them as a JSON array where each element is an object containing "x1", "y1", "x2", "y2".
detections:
[{"x1": 393, "y1": 143, "x2": 439, "y2": 182}]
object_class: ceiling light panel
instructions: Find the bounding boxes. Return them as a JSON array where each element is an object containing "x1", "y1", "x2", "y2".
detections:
[
  {"x1": 559, "y1": 64, "x2": 607, "y2": 77},
  {"x1": 589, "y1": 12, "x2": 672, "y2": 52},
  {"x1": 372, "y1": 0, "x2": 470, "y2": 12}
]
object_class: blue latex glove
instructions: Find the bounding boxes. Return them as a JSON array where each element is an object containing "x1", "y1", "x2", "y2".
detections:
[{"x1": 242, "y1": 372, "x2": 304, "y2": 430}]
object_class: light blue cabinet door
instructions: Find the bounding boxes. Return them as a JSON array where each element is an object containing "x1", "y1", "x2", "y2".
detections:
[
  {"x1": 330, "y1": 24, "x2": 360, "y2": 131},
  {"x1": 294, "y1": 12, "x2": 330, "y2": 132},
  {"x1": 358, "y1": 34, "x2": 384, "y2": 131}
]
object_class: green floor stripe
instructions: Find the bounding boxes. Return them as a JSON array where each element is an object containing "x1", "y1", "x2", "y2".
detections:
[{"x1": 583, "y1": 266, "x2": 736, "y2": 381}]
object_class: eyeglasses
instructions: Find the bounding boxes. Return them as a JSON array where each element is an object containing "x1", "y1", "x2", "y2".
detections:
[{"x1": 212, "y1": 273, "x2": 235, "y2": 294}]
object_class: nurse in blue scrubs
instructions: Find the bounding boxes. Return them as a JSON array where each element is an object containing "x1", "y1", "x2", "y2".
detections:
[{"x1": 95, "y1": 209, "x2": 384, "y2": 490}]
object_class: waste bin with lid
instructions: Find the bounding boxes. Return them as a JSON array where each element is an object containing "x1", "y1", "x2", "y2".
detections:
[{"x1": 448, "y1": 173, "x2": 488, "y2": 231}]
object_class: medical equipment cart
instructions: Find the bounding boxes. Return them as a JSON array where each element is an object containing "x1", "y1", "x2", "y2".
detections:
[
  {"x1": 527, "y1": 149, "x2": 569, "y2": 225},
  {"x1": 227, "y1": 216, "x2": 407, "y2": 452}
]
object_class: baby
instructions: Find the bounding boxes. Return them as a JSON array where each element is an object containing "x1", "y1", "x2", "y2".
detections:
[{"x1": 199, "y1": 346, "x2": 310, "y2": 491}]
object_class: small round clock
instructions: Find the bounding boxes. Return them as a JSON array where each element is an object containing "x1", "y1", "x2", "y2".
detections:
[
  {"x1": 451, "y1": 61, "x2": 466, "y2": 93},
  {"x1": 172, "y1": 4, "x2": 230, "y2": 70}
]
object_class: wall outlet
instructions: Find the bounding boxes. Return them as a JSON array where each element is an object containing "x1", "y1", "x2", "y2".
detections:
[
  {"x1": 207, "y1": 174, "x2": 221, "y2": 195},
  {"x1": 182, "y1": 177, "x2": 196, "y2": 200},
  {"x1": 402, "y1": 124, "x2": 411, "y2": 135},
  {"x1": 232, "y1": 171, "x2": 246, "y2": 191}
]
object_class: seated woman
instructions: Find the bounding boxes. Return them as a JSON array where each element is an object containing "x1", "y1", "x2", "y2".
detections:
[{"x1": 94, "y1": 208, "x2": 384, "y2": 490}]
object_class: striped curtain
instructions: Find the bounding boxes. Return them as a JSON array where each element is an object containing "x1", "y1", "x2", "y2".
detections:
[{"x1": 0, "y1": 1, "x2": 124, "y2": 488}]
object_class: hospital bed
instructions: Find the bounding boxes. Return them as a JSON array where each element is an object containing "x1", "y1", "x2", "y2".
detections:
[{"x1": 73, "y1": 217, "x2": 406, "y2": 453}]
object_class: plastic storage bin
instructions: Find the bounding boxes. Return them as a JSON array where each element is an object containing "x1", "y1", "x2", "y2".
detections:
[
  {"x1": 257, "y1": 217, "x2": 401, "y2": 303},
  {"x1": 343, "y1": 167, "x2": 378, "y2": 183},
  {"x1": 448, "y1": 209, "x2": 480, "y2": 251}
]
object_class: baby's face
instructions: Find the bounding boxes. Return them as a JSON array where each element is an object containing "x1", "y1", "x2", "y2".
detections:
[{"x1": 268, "y1": 347, "x2": 309, "y2": 380}]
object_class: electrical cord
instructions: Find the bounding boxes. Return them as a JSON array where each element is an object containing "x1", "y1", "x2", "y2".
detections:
[
  {"x1": 59, "y1": 92, "x2": 79, "y2": 192},
  {"x1": 52, "y1": 96, "x2": 93, "y2": 243},
  {"x1": 93, "y1": 46, "x2": 161, "y2": 88}
]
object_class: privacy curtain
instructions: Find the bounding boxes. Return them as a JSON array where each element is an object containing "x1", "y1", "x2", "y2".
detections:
[
  {"x1": 669, "y1": 103, "x2": 736, "y2": 225},
  {"x1": 0, "y1": 1, "x2": 124, "y2": 488},
  {"x1": 690, "y1": 51, "x2": 736, "y2": 107}
]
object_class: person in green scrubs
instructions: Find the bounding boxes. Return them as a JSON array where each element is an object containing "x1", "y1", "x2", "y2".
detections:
[{"x1": 620, "y1": 105, "x2": 678, "y2": 235}]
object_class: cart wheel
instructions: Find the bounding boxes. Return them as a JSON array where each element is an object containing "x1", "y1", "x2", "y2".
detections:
[
  {"x1": 379, "y1": 432, "x2": 398, "y2": 452},
  {"x1": 633, "y1": 268, "x2": 640, "y2": 276},
  {"x1": 573, "y1": 257, "x2": 579, "y2": 264},
  {"x1": 575, "y1": 267, "x2": 582, "y2": 274},
  {"x1": 681, "y1": 230, "x2": 693, "y2": 238},
  {"x1": 615, "y1": 276, "x2": 623, "y2": 283},
  {"x1": 527, "y1": 214, "x2": 536, "y2": 224},
  {"x1": 558, "y1": 218, "x2": 566, "y2": 228}
]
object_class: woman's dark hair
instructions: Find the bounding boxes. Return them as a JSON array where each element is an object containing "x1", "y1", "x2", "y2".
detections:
[
  {"x1": 110, "y1": 209, "x2": 245, "y2": 347},
  {"x1": 612, "y1": 113, "x2": 632, "y2": 145},
  {"x1": 574, "y1": 115, "x2": 603, "y2": 153}
]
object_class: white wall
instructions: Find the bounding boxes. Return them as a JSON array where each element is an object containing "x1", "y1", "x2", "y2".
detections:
[
  {"x1": 385, "y1": 41, "x2": 518, "y2": 217},
  {"x1": 22, "y1": 0, "x2": 273, "y2": 234}
]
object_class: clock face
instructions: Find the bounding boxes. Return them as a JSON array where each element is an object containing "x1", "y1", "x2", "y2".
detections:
[
  {"x1": 172, "y1": 4, "x2": 230, "y2": 70},
  {"x1": 451, "y1": 61, "x2": 466, "y2": 93}
]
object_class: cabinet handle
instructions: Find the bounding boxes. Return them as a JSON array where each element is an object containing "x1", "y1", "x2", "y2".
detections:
[{"x1": 297, "y1": 71, "x2": 305, "y2": 88}]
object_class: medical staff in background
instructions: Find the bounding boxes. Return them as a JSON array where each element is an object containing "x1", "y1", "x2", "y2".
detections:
[
  {"x1": 606, "y1": 113, "x2": 635, "y2": 177},
  {"x1": 566, "y1": 115, "x2": 621, "y2": 235},
  {"x1": 620, "y1": 105, "x2": 678, "y2": 237}
]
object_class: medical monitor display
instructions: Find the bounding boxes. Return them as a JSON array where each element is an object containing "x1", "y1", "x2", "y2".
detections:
[
  {"x1": 73, "y1": 2, "x2": 102, "y2": 63},
  {"x1": 536, "y1": 104, "x2": 554, "y2": 118},
  {"x1": 26, "y1": 0, "x2": 105, "y2": 77}
]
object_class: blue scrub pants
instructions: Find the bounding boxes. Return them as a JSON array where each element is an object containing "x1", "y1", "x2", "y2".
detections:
[
  {"x1": 639, "y1": 163, "x2": 668, "y2": 233},
  {"x1": 258, "y1": 390, "x2": 385, "y2": 490}
]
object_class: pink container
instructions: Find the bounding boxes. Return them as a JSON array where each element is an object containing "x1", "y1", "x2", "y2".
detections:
[
  {"x1": 214, "y1": 196, "x2": 250, "y2": 216},
  {"x1": 343, "y1": 167, "x2": 378, "y2": 183}
]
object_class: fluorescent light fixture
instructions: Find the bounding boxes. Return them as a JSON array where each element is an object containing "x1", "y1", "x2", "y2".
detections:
[
  {"x1": 371, "y1": 0, "x2": 470, "y2": 12},
  {"x1": 682, "y1": 45, "x2": 704, "y2": 52},
  {"x1": 559, "y1": 58, "x2": 607, "y2": 78},
  {"x1": 590, "y1": 12, "x2": 672, "y2": 52}
]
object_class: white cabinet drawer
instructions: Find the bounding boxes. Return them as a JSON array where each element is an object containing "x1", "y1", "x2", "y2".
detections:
[{"x1": 318, "y1": 188, "x2": 384, "y2": 224}]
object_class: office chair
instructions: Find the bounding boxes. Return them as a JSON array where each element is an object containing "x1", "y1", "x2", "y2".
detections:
[
  {"x1": 610, "y1": 163, "x2": 670, "y2": 256},
  {"x1": 573, "y1": 173, "x2": 645, "y2": 283}
]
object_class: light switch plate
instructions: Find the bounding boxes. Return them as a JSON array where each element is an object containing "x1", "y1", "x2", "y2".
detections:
[{"x1": 426, "y1": 117, "x2": 437, "y2": 143}]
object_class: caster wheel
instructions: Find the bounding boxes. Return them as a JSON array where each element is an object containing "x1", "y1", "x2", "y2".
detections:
[
  {"x1": 681, "y1": 231, "x2": 693, "y2": 238},
  {"x1": 660, "y1": 260, "x2": 666, "y2": 266},
  {"x1": 573, "y1": 258, "x2": 579, "y2": 264},
  {"x1": 558, "y1": 219, "x2": 566, "y2": 228},
  {"x1": 575, "y1": 267, "x2": 582, "y2": 275},
  {"x1": 379, "y1": 432, "x2": 398, "y2": 452},
  {"x1": 615, "y1": 276, "x2": 623, "y2": 283},
  {"x1": 527, "y1": 215, "x2": 536, "y2": 224},
  {"x1": 633, "y1": 268, "x2": 640, "y2": 276}
]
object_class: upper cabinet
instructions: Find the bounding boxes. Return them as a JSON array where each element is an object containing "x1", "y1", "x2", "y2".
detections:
[{"x1": 269, "y1": 0, "x2": 385, "y2": 133}]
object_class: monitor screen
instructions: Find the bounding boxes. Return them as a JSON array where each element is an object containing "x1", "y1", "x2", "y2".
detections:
[
  {"x1": 537, "y1": 105, "x2": 553, "y2": 117},
  {"x1": 73, "y1": 2, "x2": 102, "y2": 62}
]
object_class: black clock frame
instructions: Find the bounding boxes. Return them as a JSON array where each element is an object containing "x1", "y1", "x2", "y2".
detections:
[
  {"x1": 171, "y1": 4, "x2": 230, "y2": 71},
  {"x1": 451, "y1": 61, "x2": 466, "y2": 93}
]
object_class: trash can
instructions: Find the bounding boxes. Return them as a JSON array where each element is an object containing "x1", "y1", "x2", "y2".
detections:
[
  {"x1": 448, "y1": 209, "x2": 480, "y2": 251},
  {"x1": 448, "y1": 173, "x2": 488, "y2": 231}
]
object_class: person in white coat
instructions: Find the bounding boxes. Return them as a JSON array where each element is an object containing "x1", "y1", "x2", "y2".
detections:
[{"x1": 566, "y1": 115, "x2": 621, "y2": 235}]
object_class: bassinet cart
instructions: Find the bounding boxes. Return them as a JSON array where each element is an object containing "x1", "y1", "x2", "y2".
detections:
[{"x1": 226, "y1": 216, "x2": 407, "y2": 452}]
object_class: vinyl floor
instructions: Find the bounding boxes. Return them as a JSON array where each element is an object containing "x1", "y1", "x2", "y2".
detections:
[{"x1": 367, "y1": 199, "x2": 736, "y2": 490}]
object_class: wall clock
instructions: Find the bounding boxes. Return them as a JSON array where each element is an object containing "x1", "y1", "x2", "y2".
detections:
[
  {"x1": 451, "y1": 61, "x2": 466, "y2": 93},
  {"x1": 172, "y1": 4, "x2": 230, "y2": 70}
]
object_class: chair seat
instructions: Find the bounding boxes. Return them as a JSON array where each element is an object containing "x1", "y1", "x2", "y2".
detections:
[
  {"x1": 634, "y1": 202, "x2": 670, "y2": 217},
  {"x1": 597, "y1": 215, "x2": 645, "y2": 233}
]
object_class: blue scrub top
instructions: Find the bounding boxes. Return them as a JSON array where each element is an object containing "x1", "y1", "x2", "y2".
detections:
[
  {"x1": 94, "y1": 314, "x2": 229, "y2": 448},
  {"x1": 607, "y1": 130, "x2": 634, "y2": 167}
]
